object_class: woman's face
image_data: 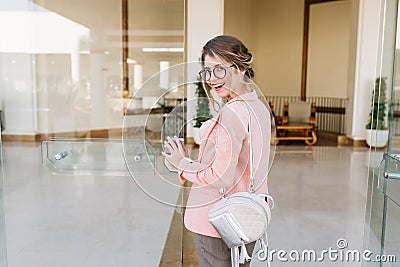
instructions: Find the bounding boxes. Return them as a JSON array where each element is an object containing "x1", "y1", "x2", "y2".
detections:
[{"x1": 203, "y1": 55, "x2": 242, "y2": 100}]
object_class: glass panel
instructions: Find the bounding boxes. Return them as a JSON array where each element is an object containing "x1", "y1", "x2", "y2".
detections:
[
  {"x1": 381, "y1": 198, "x2": 400, "y2": 265},
  {"x1": 381, "y1": 0, "x2": 400, "y2": 265},
  {"x1": 41, "y1": 138, "x2": 155, "y2": 176},
  {"x1": 0, "y1": 136, "x2": 7, "y2": 267},
  {"x1": 0, "y1": 0, "x2": 185, "y2": 265},
  {"x1": 364, "y1": 170, "x2": 385, "y2": 267},
  {"x1": 364, "y1": 0, "x2": 400, "y2": 266}
]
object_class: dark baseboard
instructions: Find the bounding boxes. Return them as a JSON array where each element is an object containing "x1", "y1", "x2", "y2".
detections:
[
  {"x1": 337, "y1": 135, "x2": 366, "y2": 147},
  {"x1": 2, "y1": 128, "x2": 123, "y2": 142}
]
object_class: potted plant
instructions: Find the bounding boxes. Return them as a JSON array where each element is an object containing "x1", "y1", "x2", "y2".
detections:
[
  {"x1": 192, "y1": 77, "x2": 212, "y2": 144},
  {"x1": 365, "y1": 76, "x2": 389, "y2": 148}
]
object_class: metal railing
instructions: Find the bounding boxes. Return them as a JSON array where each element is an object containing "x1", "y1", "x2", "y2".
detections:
[{"x1": 265, "y1": 96, "x2": 347, "y2": 135}]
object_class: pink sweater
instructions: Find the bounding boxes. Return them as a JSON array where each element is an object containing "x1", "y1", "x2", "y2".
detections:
[{"x1": 178, "y1": 90, "x2": 271, "y2": 238}]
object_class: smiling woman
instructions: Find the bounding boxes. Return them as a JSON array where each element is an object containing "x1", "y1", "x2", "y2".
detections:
[
  {"x1": 162, "y1": 35, "x2": 274, "y2": 267},
  {"x1": 199, "y1": 35, "x2": 256, "y2": 104}
]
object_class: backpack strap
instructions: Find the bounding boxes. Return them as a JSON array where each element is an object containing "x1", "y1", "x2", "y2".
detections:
[
  {"x1": 215, "y1": 102, "x2": 255, "y2": 197},
  {"x1": 231, "y1": 242, "x2": 252, "y2": 267},
  {"x1": 231, "y1": 246, "x2": 239, "y2": 267},
  {"x1": 232, "y1": 236, "x2": 271, "y2": 267},
  {"x1": 238, "y1": 243, "x2": 252, "y2": 263},
  {"x1": 257, "y1": 231, "x2": 271, "y2": 267}
]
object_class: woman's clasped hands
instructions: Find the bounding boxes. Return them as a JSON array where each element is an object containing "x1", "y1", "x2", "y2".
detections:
[{"x1": 161, "y1": 136, "x2": 189, "y2": 172}]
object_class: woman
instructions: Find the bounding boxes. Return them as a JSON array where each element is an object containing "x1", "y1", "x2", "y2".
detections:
[{"x1": 162, "y1": 35, "x2": 272, "y2": 267}]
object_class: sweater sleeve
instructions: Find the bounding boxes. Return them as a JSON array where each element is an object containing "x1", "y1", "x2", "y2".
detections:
[{"x1": 178, "y1": 104, "x2": 247, "y2": 189}]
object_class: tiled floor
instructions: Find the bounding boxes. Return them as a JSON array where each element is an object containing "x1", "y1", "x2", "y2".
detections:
[{"x1": 0, "y1": 141, "x2": 396, "y2": 266}]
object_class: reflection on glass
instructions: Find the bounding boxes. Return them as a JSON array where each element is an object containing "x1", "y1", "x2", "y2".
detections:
[
  {"x1": 0, "y1": 0, "x2": 185, "y2": 140},
  {"x1": 382, "y1": 199, "x2": 400, "y2": 263},
  {"x1": 1, "y1": 0, "x2": 185, "y2": 265}
]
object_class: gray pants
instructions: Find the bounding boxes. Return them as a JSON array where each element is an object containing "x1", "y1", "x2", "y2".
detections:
[{"x1": 193, "y1": 233, "x2": 255, "y2": 267}]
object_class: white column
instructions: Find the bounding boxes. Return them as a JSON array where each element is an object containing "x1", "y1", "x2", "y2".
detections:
[
  {"x1": 186, "y1": 0, "x2": 224, "y2": 138},
  {"x1": 70, "y1": 42, "x2": 80, "y2": 83},
  {"x1": 159, "y1": 61, "x2": 170, "y2": 89},
  {"x1": 0, "y1": 53, "x2": 37, "y2": 135},
  {"x1": 346, "y1": 0, "x2": 383, "y2": 140},
  {"x1": 133, "y1": 64, "x2": 143, "y2": 97},
  {"x1": 90, "y1": 53, "x2": 106, "y2": 129}
]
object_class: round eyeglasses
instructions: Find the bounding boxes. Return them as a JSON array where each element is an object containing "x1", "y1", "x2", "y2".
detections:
[{"x1": 199, "y1": 64, "x2": 234, "y2": 81}]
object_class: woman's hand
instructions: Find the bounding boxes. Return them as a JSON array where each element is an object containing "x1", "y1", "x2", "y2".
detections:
[{"x1": 161, "y1": 136, "x2": 188, "y2": 171}]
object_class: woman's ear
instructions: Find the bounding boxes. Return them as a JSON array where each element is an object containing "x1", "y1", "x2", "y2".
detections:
[
  {"x1": 237, "y1": 68, "x2": 246, "y2": 80},
  {"x1": 237, "y1": 66, "x2": 246, "y2": 75}
]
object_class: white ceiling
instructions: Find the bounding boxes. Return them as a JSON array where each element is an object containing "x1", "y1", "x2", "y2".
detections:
[
  {"x1": 30, "y1": 0, "x2": 185, "y2": 63},
  {"x1": 1, "y1": 0, "x2": 185, "y2": 77},
  {"x1": 33, "y1": 0, "x2": 184, "y2": 34}
]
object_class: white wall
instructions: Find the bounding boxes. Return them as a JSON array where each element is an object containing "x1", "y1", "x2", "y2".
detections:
[
  {"x1": 307, "y1": 1, "x2": 351, "y2": 98},
  {"x1": 0, "y1": 53, "x2": 37, "y2": 135},
  {"x1": 253, "y1": 0, "x2": 304, "y2": 97},
  {"x1": 224, "y1": 0, "x2": 384, "y2": 141},
  {"x1": 0, "y1": 9, "x2": 90, "y2": 135},
  {"x1": 224, "y1": 0, "x2": 257, "y2": 56},
  {"x1": 0, "y1": 12, "x2": 89, "y2": 54},
  {"x1": 225, "y1": 0, "x2": 351, "y2": 98}
]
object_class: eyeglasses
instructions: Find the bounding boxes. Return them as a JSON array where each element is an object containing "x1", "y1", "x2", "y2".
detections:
[{"x1": 199, "y1": 64, "x2": 235, "y2": 81}]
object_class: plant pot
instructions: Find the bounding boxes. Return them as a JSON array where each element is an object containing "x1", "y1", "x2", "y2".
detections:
[
  {"x1": 192, "y1": 127, "x2": 201, "y2": 145},
  {"x1": 366, "y1": 129, "x2": 389, "y2": 148}
]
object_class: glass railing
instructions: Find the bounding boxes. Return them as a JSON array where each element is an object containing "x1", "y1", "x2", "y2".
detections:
[
  {"x1": 41, "y1": 138, "x2": 156, "y2": 177},
  {"x1": 378, "y1": 153, "x2": 400, "y2": 208},
  {"x1": 40, "y1": 137, "x2": 184, "y2": 266},
  {"x1": 41, "y1": 137, "x2": 184, "y2": 207}
]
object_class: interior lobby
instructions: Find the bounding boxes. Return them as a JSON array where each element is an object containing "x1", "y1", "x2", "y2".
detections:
[{"x1": 0, "y1": 0, "x2": 399, "y2": 266}]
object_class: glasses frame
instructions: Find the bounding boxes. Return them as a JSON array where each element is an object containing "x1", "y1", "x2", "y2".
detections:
[{"x1": 199, "y1": 64, "x2": 235, "y2": 81}]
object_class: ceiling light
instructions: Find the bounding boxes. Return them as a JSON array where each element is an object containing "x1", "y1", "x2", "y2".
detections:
[
  {"x1": 142, "y1": 48, "x2": 184, "y2": 53},
  {"x1": 127, "y1": 58, "x2": 136, "y2": 64}
]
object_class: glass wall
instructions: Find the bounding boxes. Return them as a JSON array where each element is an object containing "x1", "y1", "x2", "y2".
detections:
[
  {"x1": 0, "y1": 0, "x2": 185, "y2": 266},
  {"x1": 364, "y1": 0, "x2": 400, "y2": 266},
  {"x1": 0, "y1": 136, "x2": 6, "y2": 267}
]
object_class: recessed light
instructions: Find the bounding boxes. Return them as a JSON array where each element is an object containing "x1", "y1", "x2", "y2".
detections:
[
  {"x1": 127, "y1": 58, "x2": 136, "y2": 64},
  {"x1": 142, "y1": 48, "x2": 184, "y2": 53}
]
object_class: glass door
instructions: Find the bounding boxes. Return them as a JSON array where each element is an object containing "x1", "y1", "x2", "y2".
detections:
[
  {"x1": 365, "y1": 0, "x2": 400, "y2": 265},
  {"x1": 0, "y1": 0, "x2": 186, "y2": 266},
  {"x1": 0, "y1": 136, "x2": 6, "y2": 267}
]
